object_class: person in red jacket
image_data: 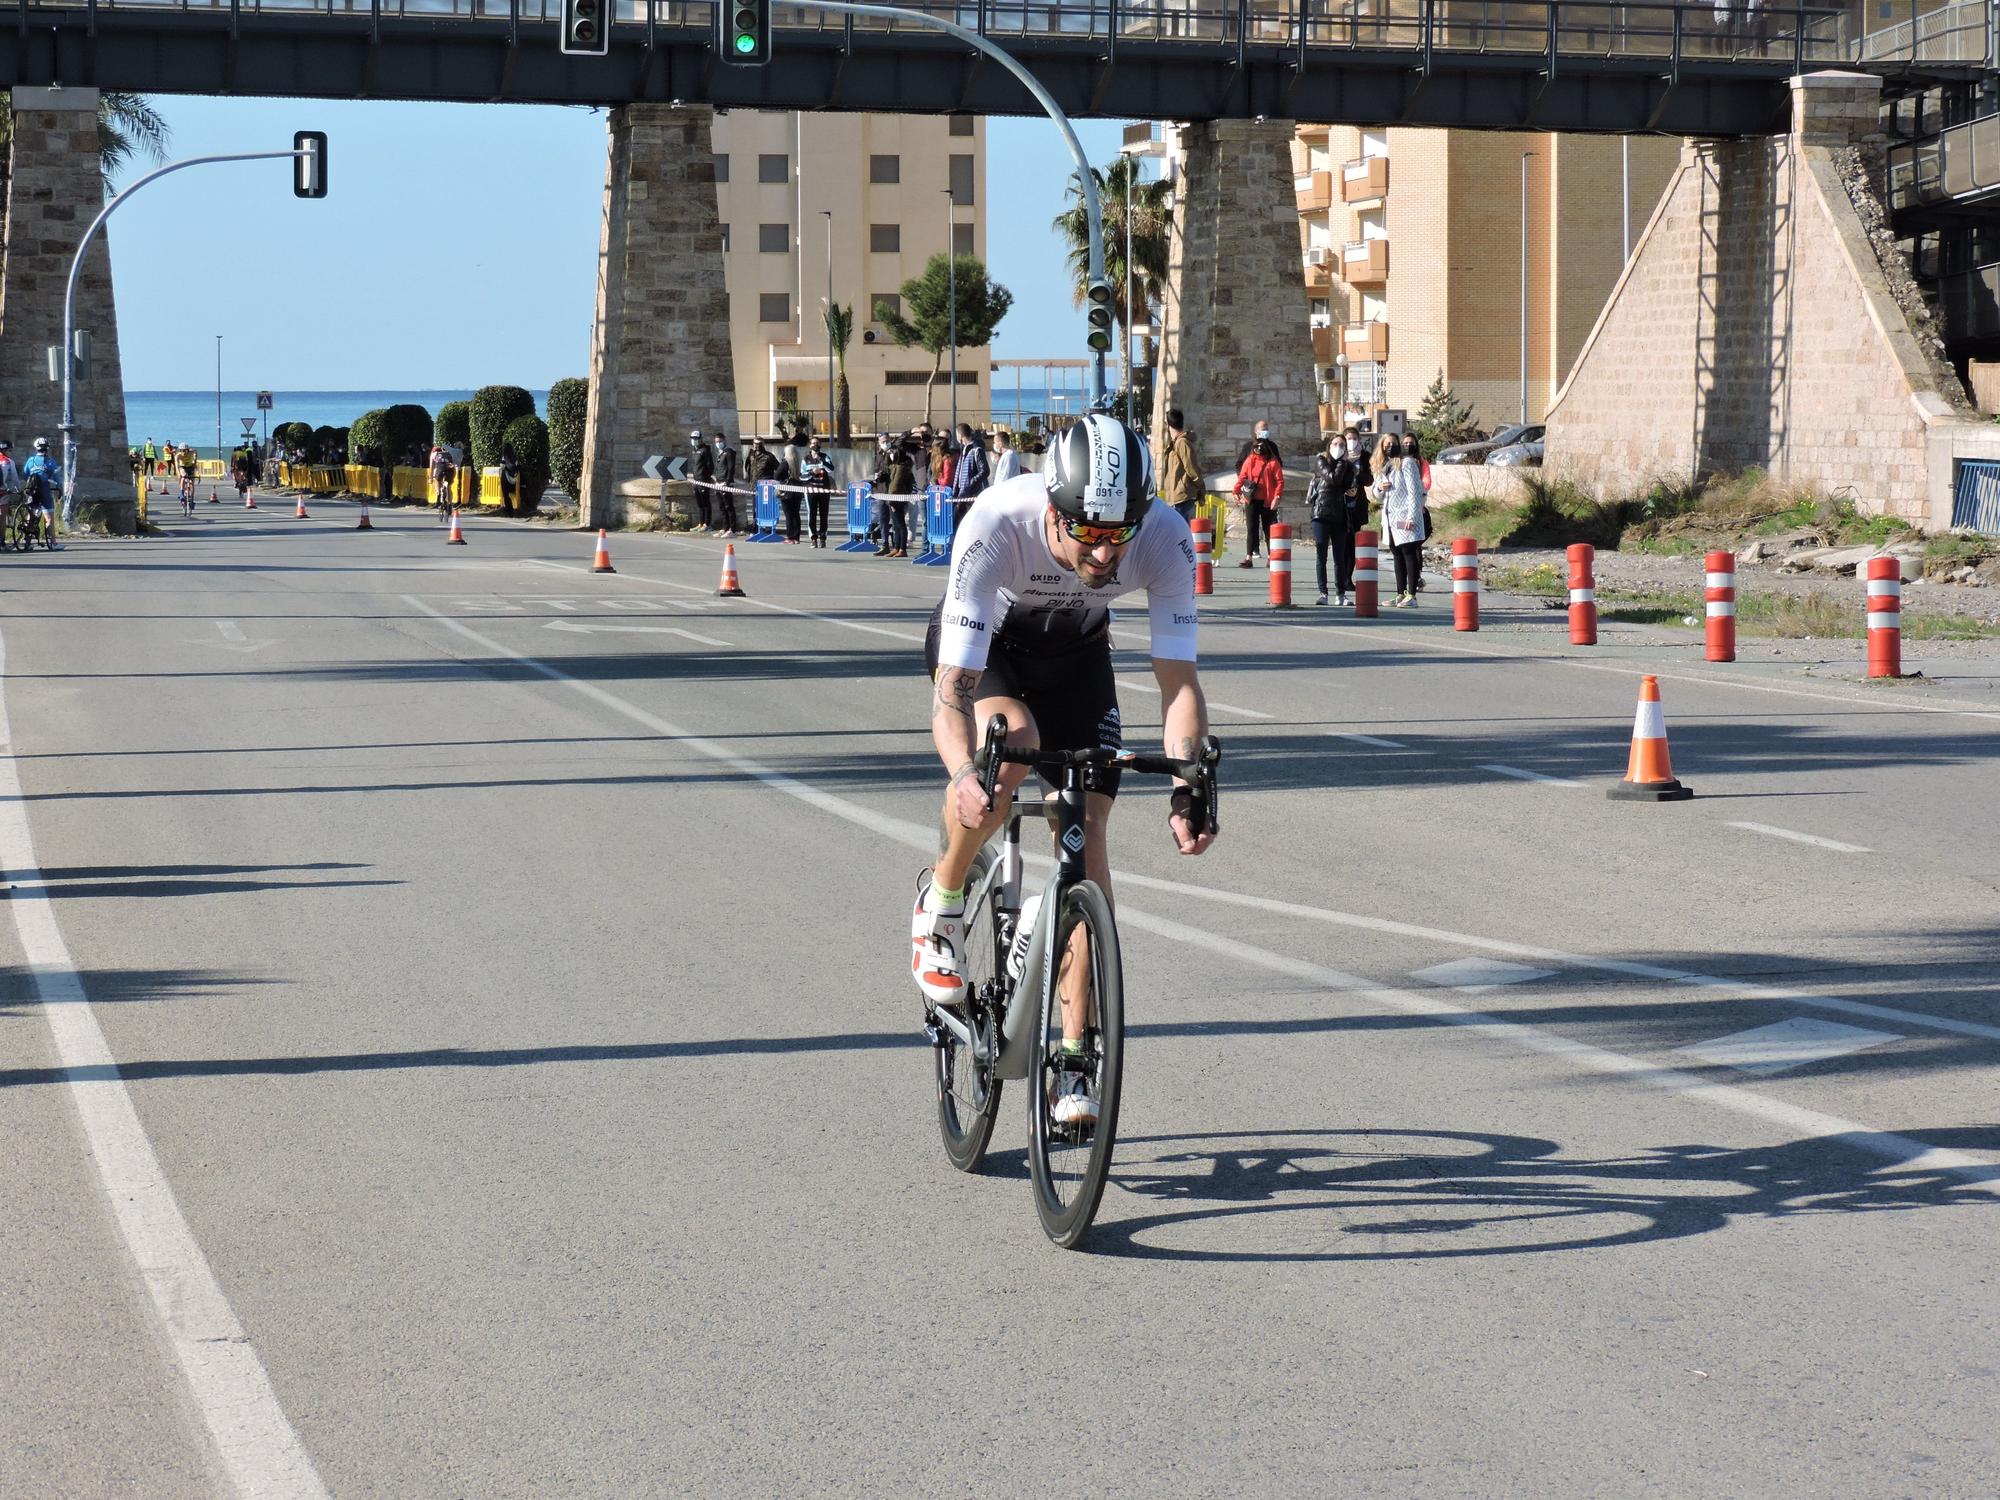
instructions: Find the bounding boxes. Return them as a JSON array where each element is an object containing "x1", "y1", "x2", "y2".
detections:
[{"x1": 1233, "y1": 432, "x2": 1285, "y2": 567}]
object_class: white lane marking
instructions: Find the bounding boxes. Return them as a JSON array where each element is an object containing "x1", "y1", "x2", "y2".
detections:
[
  {"x1": 1253, "y1": 612, "x2": 2000, "y2": 723},
  {"x1": 1480, "y1": 762, "x2": 1587, "y2": 787},
  {"x1": 1101, "y1": 873, "x2": 2000, "y2": 1046},
  {"x1": 1112, "y1": 908, "x2": 2000, "y2": 1193},
  {"x1": 0, "y1": 628, "x2": 328, "y2": 1496},
  {"x1": 1114, "y1": 674, "x2": 1274, "y2": 721},
  {"x1": 215, "y1": 620, "x2": 246, "y2": 643},
  {"x1": 1414, "y1": 957, "x2": 1557, "y2": 991},
  {"x1": 1675, "y1": 1017, "x2": 1902, "y2": 1077},
  {"x1": 542, "y1": 620, "x2": 731, "y2": 647},
  {"x1": 403, "y1": 599, "x2": 2000, "y2": 1188},
  {"x1": 1328, "y1": 731, "x2": 1413, "y2": 750},
  {"x1": 1727, "y1": 821, "x2": 1872, "y2": 854}
]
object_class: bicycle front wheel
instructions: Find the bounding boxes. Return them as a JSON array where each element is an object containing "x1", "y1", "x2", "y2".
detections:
[
  {"x1": 1027, "y1": 879, "x2": 1124, "y2": 1249},
  {"x1": 935, "y1": 852, "x2": 1007, "y2": 1172}
]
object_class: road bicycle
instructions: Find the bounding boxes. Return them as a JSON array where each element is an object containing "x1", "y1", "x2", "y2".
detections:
[
  {"x1": 180, "y1": 475, "x2": 196, "y2": 518},
  {"x1": 927, "y1": 715, "x2": 1221, "y2": 1248},
  {"x1": 434, "y1": 473, "x2": 456, "y2": 522},
  {"x1": 0, "y1": 502, "x2": 25, "y2": 552}
]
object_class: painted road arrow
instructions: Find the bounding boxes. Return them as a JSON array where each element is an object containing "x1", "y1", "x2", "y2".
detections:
[{"x1": 544, "y1": 620, "x2": 729, "y2": 648}]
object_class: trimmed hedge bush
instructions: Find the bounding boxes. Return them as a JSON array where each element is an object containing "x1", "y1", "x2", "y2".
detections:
[
  {"x1": 379, "y1": 404, "x2": 434, "y2": 466},
  {"x1": 310, "y1": 425, "x2": 344, "y2": 462},
  {"x1": 349, "y1": 409, "x2": 388, "y2": 463},
  {"x1": 471, "y1": 386, "x2": 536, "y2": 472},
  {"x1": 546, "y1": 377, "x2": 588, "y2": 502},
  {"x1": 435, "y1": 401, "x2": 471, "y2": 459},
  {"x1": 503, "y1": 414, "x2": 550, "y2": 516}
]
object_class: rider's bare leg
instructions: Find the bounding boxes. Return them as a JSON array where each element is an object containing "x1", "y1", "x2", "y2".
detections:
[
  {"x1": 932, "y1": 693, "x2": 1036, "y2": 895},
  {"x1": 1056, "y1": 792, "x2": 1115, "y2": 1043}
]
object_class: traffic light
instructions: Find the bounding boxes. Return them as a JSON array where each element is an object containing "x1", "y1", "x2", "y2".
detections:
[
  {"x1": 717, "y1": 0, "x2": 771, "y2": 65},
  {"x1": 561, "y1": 0, "x2": 609, "y2": 56},
  {"x1": 1085, "y1": 279, "x2": 1114, "y2": 354},
  {"x1": 293, "y1": 131, "x2": 327, "y2": 199}
]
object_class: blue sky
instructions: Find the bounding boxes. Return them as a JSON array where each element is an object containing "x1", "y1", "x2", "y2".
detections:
[{"x1": 107, "y1": 97, "x2": 1124, "y2": 391}]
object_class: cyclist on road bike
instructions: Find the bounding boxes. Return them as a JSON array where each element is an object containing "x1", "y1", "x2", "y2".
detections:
[
  {"x1": 913, "y1": 413, "x2": 1216, "y2": 1126},
  {"x1": 22, "y1": 438, "x2": 61, "y2": 547},
  {"x1": 429, "y1": 442, "x2": 457, "y2": 515},
  {"x1": 178, "y1": 444, "x2": 199, "y2": 508},
  {"x1": 0, "y1": 441, "x2": 20, "y2": 537}
]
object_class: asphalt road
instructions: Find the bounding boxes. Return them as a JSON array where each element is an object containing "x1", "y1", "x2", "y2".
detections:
[{"x1": 4, "y1": 495, "x2": 1997, "y2": 1498}]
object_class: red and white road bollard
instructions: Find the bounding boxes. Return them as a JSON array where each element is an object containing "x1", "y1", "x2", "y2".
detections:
[
  {"x1": 1866, "y1": 555, "x2": 1902, "y2": 678},
  {"x1": 1268, "y1": 522, "x2": 1295, "y2": 608},
  {"x1": 1451, "y1": 538, "x2": 1480, "y2": 631},
  {"x1": 1353, "y1": 530, "x2": 1380, "y2": 618},
  {"x1": 1567, "y1": 543, "x2": 1597, "y2": 645},
  {"x1": 1705, "y1": 550, "x2": 1736, "y2": 662},
  {"x1": 1191, "y1": 514, "x2": 1213, "y2": 596}
]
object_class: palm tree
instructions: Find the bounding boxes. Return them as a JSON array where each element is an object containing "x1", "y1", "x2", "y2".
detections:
[
  {"x1": 0, "y1": 91, "x2": 171, "y2": 205},
  {"x1": 1051, "y1": 154, "x2": 1173, "y2": 376},
  {"x1": 823, "y1": 300, "x2": 854, "y2": 446}
]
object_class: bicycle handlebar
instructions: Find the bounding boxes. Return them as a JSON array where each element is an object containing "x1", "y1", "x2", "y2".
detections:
[{"x1": 974, "y1": 715, "x2": 1222, "y2": 836}]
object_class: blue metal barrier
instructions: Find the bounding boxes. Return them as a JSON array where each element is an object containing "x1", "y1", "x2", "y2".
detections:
[
  {"x1": 914, "y1": 486, "x2": 954, "y2": 565},
  {"x1": 1951, "y1": 459, "x2": 2000, "y2": 535},
  {"x1": 750, "y1": 480, "x2": 783, "y2": 541},
  {"x1": 840, "y1": 482, "x2": 874, "y2": 550}
]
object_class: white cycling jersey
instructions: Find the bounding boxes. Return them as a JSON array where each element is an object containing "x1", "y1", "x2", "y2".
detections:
[{"x1": 934, "y1": 471, "x2": 1199, "y2": 673}]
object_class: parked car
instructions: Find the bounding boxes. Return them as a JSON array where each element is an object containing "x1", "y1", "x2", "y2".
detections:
[
  {"x1": 1487, "y1": 426, "x2": 1547, "y2": 467},
  {"x1": 1436, "y1": 423, "x2": 1530, "y2": 465}
]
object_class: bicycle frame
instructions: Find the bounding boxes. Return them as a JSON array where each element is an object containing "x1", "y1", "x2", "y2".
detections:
[{"x1": 983, "y1": 778, "x2": 1089, "y2": 1083}]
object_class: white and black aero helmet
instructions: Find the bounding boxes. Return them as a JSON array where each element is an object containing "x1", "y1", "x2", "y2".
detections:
[{"x1": 1044, "y1": 413, "x2": 1152, "y2": 529}]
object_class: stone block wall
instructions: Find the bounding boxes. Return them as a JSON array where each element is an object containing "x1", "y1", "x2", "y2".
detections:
[
  {"x1": 1153, "y1": 120, "x2": 1318, "y2": 470},
  {"x1": 1545, "y1": 73, "x2": 1975, "y2": 524},
  {"x1": 579, "y1": 105, "x2": 738, "y2": 530},
  {"x1": 0, "y1": 88, "x2": 130, "y2": 510}
]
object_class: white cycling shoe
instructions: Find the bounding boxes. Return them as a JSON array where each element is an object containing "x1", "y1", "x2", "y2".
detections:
[
  {"x1": 911, "y1": 871, "x2": 969, "y2": 1009},
  {"x1": 1050, "y1": 1069, "x2": 1100, "y2": 1128}
]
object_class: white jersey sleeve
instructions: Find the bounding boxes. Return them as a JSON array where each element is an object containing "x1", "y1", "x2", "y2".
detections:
[
  {"x1": 1129, "y1": 500, "x2": 1199, "y2": 662},
  {"x1": 935, "y1": 498, "x2": 1021, "y2": 673}
]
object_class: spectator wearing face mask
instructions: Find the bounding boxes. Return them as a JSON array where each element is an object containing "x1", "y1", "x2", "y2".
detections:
[
  {"x1": 1236, "y1": 419, "x2": 1282, "y2": 468},
  {"x1": 713, "y1": 432, "x2": 741, "y2": 536},
  {"x1": 1232, "y1": 430, "x2": 1285, "y2": 567},
  {"x1": 1375, "y1": 433, "x2": 1426, "y2": 606}
]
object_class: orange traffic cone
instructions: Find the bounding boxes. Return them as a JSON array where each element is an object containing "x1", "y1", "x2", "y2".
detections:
[
  {"x1": 1607, "y1": 675, "x2": 1692, "y2": 801},
  {"x1": 446, "y1": 509, "x2": 467, "y2": 545},
  {"x1": 356, "y1": 502, "x2": 373, "y2": 531},
  {"x1": 717, "y1": 543, "x2": 745, "y2": 598},
  {"x1": 591, "y1": 528, "x2": 616, "y2": 574},
  {"x1": 294, "y1": 496, "x2": 309, "y2": 520}
]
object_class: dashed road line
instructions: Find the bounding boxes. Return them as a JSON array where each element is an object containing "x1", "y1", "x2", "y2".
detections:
[
  {"x1": 1479, "y1": 762, "x2": 1587, "y2": 787},
  {"x1": 1328, "y1": 730, "x2": 1413, "y2": 750},
  {"x1": 1727, "y1": 820, "x2": 1872, "y2": 854}
]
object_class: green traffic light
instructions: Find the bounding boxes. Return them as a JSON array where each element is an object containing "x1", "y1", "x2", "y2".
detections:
[{"x1": 733, "y1": 32, "x2": 757, "y2": 52}]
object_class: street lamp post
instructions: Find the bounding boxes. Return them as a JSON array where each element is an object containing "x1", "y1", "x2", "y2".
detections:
[
  {"x1": 822, "y1": 210, "x2": 835, "y2": 442},
  {"x1": 215, "y1": 335, "x2": 223, "y2": 465},
  {"x1": 1123, "y1": 165, "x2": 1134, "y2": 426},
  {"x1": 943, "y1": 188, "x2": 958, "y2": 433}
]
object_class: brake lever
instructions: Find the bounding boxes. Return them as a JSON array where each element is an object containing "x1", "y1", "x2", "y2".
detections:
[{"x1": 977, "y1": 713, "x2": 1007, "y2": 809}]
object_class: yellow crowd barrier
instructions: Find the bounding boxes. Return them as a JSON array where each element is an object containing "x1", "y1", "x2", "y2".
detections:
[{"x1": 279, "y1": 462, "x2": 483, "y2": 508}]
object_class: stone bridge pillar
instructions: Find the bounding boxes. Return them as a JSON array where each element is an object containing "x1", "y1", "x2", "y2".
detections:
[
  {"x1": 1152, "y1": 119, "x2": 1319, "y2": 473},
  {"x1": 0, "y1": 87, "x2": 133, "y2": 533},
  {"x1": 579, "y1": 105, "x2": 737, "y2": 530}
]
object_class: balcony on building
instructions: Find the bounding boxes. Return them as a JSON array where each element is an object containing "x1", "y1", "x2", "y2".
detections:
[
  {"x1": 1297, "y1": 122, "x2": 1331, "y2": 140},
  {"x1": 1311, "y1": 323, "x2": 1335, "y2": 365},
  {"x1": 1343, "y1": 320, "x2": 1389, "y2": 362},
  {"x1": 1294, "y1": 171, "x2": 1333, "y2": 214},
  {"x1": 1342, "y1": 238, "x2": 1388, "y2": 284},
  {"x1": 1303, "y1": 258, "x2": 1333, "y2": 297},
  {"x1": 1342, "y1": 155, "x2": 1389, "y2": 203}
]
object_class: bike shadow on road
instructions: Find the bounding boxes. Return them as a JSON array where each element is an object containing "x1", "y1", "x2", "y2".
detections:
[{"x1": 1078, "y1": 1125, "x2": 2000, "y2": 1262}]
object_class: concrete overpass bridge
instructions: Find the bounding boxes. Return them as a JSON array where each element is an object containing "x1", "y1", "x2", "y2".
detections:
[{"x1": 0, "y1": 0, "x2": 1988, "y2": 528}]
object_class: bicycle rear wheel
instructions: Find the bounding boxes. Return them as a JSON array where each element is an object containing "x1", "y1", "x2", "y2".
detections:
[
  {"x1": 1027, "y1": 880, "x2": 1124, "y2": 1249},
  {"x1": 935, "y1": 852, "x2": 1008, "y2": 1172}
]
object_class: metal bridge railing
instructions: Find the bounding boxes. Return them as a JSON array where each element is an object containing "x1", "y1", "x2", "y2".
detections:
[
  {"x1": 28, "y1": 0, "x2": 1859, "y2": 70},
  {"x1": 1887, "y1": 111, "x2": 2000, "y2": 213},
  {"x1": 1853, "y1": 0, "x2": 1992, "y2": 66}
]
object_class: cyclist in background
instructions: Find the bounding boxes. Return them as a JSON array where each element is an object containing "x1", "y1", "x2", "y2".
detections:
[
  {"x1": 22, "y1": 438, "x2": 61, "y2": 548},
  {"x1": 429, "y1": 442, "x2": 456, "y2": 517},
  {"x1": 178, "y1": 443, "x2": 200, "y2": 507},
  {"x1": 0, "y1": 441, "x2": 20, "y2": 538}
]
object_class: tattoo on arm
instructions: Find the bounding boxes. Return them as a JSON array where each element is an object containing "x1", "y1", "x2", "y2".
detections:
[{"x1": 932, "y1": 666, "x2": 978, "y2": 727}]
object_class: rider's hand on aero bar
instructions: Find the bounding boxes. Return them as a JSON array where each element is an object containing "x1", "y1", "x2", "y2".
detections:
[{"x1": 973, "y1": 715, "x2": 1221, "y2": 850}]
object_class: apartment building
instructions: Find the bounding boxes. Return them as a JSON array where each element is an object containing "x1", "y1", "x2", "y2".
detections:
[
  {"x1": 1292, "y1": 126, "x2": 1679, "y2": 434},
  {"x1": 710, "y1": 111, "x2": 988, "y2": 436}
]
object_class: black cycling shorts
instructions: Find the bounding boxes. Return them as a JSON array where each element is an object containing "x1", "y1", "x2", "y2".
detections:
[{"x1": 925, "y1": 600, "x2": 1123, "y2": 798}]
